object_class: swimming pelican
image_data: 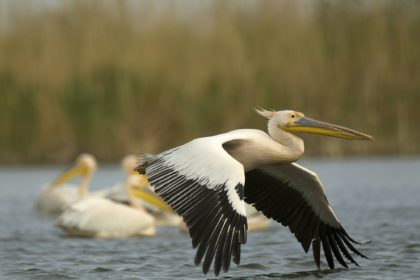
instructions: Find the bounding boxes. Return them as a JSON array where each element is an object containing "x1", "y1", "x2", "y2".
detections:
[
  {"x1": 103, "y1": 155, "x2": 176, "y2": 222},
  {"x1": 98, "y1": 154, "x2": 139, "y2": 200},
  {"x1": 127, "y1": 154, "x2": 181, "y2": 227},
  {"x1": 56, "y1": 173, "x2": 156, "y2": 238},
  {"x1": 35, "y1": 154, "x2": 97, "y2": 216},
  {"x1": 135, "y1": 109, "x2": 374, "y2": 275}
]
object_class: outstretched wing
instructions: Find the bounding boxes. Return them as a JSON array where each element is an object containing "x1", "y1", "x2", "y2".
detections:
[
  {"x1": 137, "y1": 137, "x2": 248, "y2": 275},
  {"x1": 244, "y1": 163, "x2": 367, "y2": 269}
]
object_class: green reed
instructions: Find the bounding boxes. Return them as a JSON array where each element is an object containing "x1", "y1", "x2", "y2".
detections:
[{"x1": 0, "y1": 1, "x2": 419, "y2": 163}]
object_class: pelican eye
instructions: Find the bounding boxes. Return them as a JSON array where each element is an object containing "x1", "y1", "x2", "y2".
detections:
[{"x1": 291, "y1": 114, "x2": 295, "y2": 118}]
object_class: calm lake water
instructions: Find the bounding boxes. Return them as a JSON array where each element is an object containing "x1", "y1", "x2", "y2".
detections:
[{"x1": 1, "y1": 158, "x2": 419, "y2": 280}]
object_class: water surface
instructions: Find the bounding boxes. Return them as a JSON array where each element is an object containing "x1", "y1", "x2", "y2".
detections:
[{"x1": 1, "y1": 158, "x2": 419, "y2": 279}]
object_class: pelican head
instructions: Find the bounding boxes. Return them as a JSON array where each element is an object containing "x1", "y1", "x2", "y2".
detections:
[
  {"x1": 256, "y1": 109, "x2": 374, "y2": 140},
  {"x1": 129, "y1": 173, "x2": 173, "y2": 212},
  {"x1": 121, "y1": 155, "x2": 138, "y2": 175},
  {"x1": 127, "y1": 173, "x2": 149, "y2": 191},
  {"x1": 50, "y1": 153, "x2": 97, "y2": 187}
]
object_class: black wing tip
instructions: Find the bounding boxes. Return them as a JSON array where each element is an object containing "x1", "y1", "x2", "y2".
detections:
[
  {"x1": 340, "y1": 228, "x2": 365, "y2": 245},
  {"x1": 214, "y1": 267, "x2": 221, "y2": 276},
  {"x1": 312, "y1": 238, "x2": 321, "y2": 268},
  {"x1": 339, "y1": 230, "x2": 369, "y2": 260},
  {"x1": 194, "y1": 257, "x2": 201, "y2": 267},
  {"x1": 134, "y1": 161, "x2": 147, "y2": 174},
  {"x1": 134, "y1": 165, "x2": 145, "y2": 174},
  {"x1": 134, "y1": 153, "x2": 156, "y2": 174},
  {"x1": 147, "y1": 157, "x2": 250, "y2": 277},
  {"x1": 312, "y1": 225, "x2": 369, "y2": 270}
]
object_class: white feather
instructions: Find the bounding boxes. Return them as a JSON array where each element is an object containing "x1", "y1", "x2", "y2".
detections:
[
  {"x1": 56, "y1": 196, "x2": 155, "y2": 238},
  {"x1": 35, "y1": 184, "x2": 79, "y2": 216}
]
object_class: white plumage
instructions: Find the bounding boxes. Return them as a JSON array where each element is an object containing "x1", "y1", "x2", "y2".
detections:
[
  {"x1": 136, "y1": 109, "x2": 374, "y2": 275},
  {"x1": 56, "y1": 173, "x2": 155, "y2": 238},
  {"x1": 102, "y1": 155, "x2": 182, "y2": 227},
  {"x1": 152, "y1": 134, "x2": 247, "y2": 216},
  {"x1": 55, "y1": 196, "x2": 155, "y2": 238},
  {"x1": 35, "y1": 185, "x2": 79, "y2": 216}
]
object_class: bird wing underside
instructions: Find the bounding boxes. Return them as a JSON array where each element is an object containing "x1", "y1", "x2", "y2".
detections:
[
  {"x1": 136, "y1": 141, "x2": 248, "y2": 276},
  {"x1": 244, "y1": 163, "x2": 367, "y2": 269}
]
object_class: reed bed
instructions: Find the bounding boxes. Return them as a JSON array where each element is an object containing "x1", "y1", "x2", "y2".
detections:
[{"x1": 0, "y1": 0, "x2": 419, "y2": 163}]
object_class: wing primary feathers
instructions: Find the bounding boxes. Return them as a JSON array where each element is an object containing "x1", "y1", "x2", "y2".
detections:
[
  {"x1": 338, "y1": 231, "x2": 367, "y2": 259},
  {"x1": 232, "y1": 231, "x2": 241, "y2": 265},
  {"x1": 147, "y1": 156, "x2": 248, "y2": 275},
  {"x1": 190, "y1": 202, "x2": 223, "y2": 248},
  {"x1": 161, "y1": 180, "x2": 197, "y2": 204},
  {"x1": 340, "y1": 228, "x2": 363, "y2": 245},
  {"x1": 180, "y1": 190, "x2": 215, "y2": 217},
  {"x1": 194, "y1": 210, "x2": 223, "y2": 266},
  {"x1": 312, "y1": 237, "x2": 321, "y2": 268},
  {"x1": 238, "y1": 223, "x2": 247, "y2": 244},
  {"x1": 146, "y1": 151, "x2": 248, "y2": 273},
  {"x1": 320, "y1": 226, "x2": 334, "y2": 269},
  {"x1": 214, "y1": 207, "x2": 236, "y2": 275},
  {"x1": 328, "y1": 234, "x2": 348, "y2": 268},
  {"x1": 334, "y1": 232, "x2": 358, "y2": 265},
  {"x1": 214, "y1": 221, "x2": 230, "y2": 276},
  {"x1": 228, "y1": 212, "x2": 242, "y2": 269},
  {"x1": 222, "y1": 223, "x2": 235, "y2": 272},
  {"x1": 202, "y1": 219, "x2": 227, "y2": 274}
]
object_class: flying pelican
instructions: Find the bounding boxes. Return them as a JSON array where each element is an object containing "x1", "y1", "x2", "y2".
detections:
[
  {"x1": 135, "y1": 109, "x2": 374, "y2": 275},
  {"x1": 55, "y1": 173, "x2": 156, "y2": 238},
  {"x1": 35, "y1": 153, "x2": 97, "y2": 216}
]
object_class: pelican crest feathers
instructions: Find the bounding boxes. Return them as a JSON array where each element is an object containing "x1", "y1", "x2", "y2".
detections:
[{"x1": 255, "y1": 107, "x2": 276, "y2": 119}]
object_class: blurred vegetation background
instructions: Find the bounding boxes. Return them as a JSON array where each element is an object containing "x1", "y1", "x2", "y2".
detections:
[{"x1": 0, "y1": 0, "x2": 419, "y2": 164}]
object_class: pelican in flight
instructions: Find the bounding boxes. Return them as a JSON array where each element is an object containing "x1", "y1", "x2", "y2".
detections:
[
  {"x1": 135, "y1": 109, "x2": 374, "y2": 275},
  {"x1": 55, "y1": 173, "x2": 156, "y2": 238},
  {"x1": 35, "y1": 154, "x2": 97, "y2": 216}
]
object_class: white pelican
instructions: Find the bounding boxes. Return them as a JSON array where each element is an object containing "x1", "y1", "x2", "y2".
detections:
[
  {"x1": 103, "y1": 155, "x2": 177, "y2": 225},
  {"x1": 130, "y1": 154, "x2": 182, "y2": 227},
  {"x1": 35, "y1": 154, "x2": 97, "y2": 216},
  {"x1": 55, "y1": 173, "x2": 156, "y2": 238},
  {"x1": 135, "y1": 109, "x2": 374, "y2": 275},
  {"x1": 98, "y1": 154, "x2": 139, "y2": 200}
]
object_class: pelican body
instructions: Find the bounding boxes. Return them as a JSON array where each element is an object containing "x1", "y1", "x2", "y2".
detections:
[
  {"x1": 136, "y1": 109, "x2": 373, "y2": 275},
  {"x1": 56, "y1": 173, "x2": 156, "y2": 238}
]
